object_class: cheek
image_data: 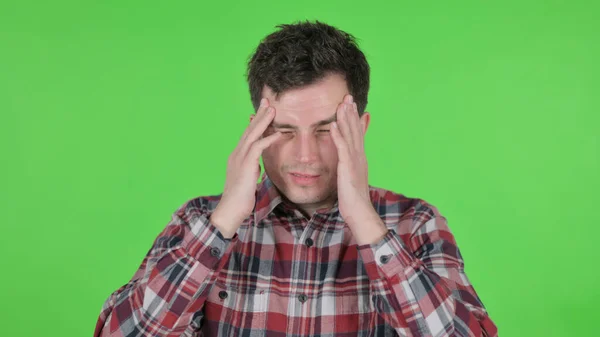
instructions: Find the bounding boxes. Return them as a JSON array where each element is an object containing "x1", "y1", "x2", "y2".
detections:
[
  {"x1": 261, "y1": 147, "x2": 277, "y2": 161},
  {"x1": 318, "y1": 136, "x2": 336, "y2": 151},
  {"x1": 318, "y1": 139, "x2": 339, "y2": 165},
  {"x1": 263, "y1": 138, "x2": 338, "y2": 164},
  {"x1": 261, "y1": 143, "x2": 285, "y2": 165}
]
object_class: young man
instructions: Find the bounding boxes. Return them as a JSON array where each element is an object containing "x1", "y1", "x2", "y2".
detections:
[{"x1": 95, "y1": 21, "x2": 498, "y2": 337}]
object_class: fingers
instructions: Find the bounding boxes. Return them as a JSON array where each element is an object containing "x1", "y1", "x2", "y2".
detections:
[
  {"x1": 238, "y1": 98, "x2": 277, "y2": 155},
  {"x1": 332, "y1": 94, "x2": 364, "y2": 160},
  {"x1": 247, "y1": 130, "x2": 281, "y2": 164},
  {"x1": 330, "y1": 120, "x2": 350, "y2": 163},
  {"x1": 245, "y1": 107, "x2": 275, "y2": 146},
  {"x1": 347, "y1": 101, "x2": 364, "y2": 150},
  {"x1": 336, "y1": 96, "x2": 354, "y2": 149},
  {"x1": 241, "y1": 98, "x2": 272, "y2": 142}
]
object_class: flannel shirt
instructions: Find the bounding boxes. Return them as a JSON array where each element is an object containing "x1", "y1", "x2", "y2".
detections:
[{"x1": 95, "y1": 172, "x2": 498, "y2": 336}]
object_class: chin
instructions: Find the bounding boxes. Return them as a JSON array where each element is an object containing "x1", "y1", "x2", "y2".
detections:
[
  {"x1": 285, "y1": 193, "x2": 327, "y2": 206},
  {"x1": 285, "y1": 183, "x2": 335, "y2": 202}
]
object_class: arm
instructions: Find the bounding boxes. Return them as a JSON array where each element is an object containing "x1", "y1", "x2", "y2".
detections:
[
  {"x1": 94, "y1": 200, "x2": 238, "y2": 337},
  {"x1": 357, "y1": 202, "x2": 498, "y2": 337}
]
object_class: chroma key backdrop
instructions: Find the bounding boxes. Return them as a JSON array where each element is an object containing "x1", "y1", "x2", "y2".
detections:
[{"x1": 1, "y1": 1, "x2": 598, "y2": 336}]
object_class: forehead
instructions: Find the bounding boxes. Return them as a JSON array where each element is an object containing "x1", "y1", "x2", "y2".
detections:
[{"x1": 262, "y1": 73, "x2": 349, "y2": 127}]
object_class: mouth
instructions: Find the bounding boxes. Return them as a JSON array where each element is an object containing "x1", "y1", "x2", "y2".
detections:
[
  {"x1": 288, "y1": 172, "x2": 320, "y2": 185},
  {"x1": 290, "y1": 172, "x2": 319, "y2": 178}
]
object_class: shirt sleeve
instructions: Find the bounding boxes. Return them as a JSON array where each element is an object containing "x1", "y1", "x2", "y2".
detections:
[
  {"x1": 356, "y1": 202, "x2": 498, "y2": 337},
  {"x1": 94, "y1": 200, "x2": 238, "y2": 337}
]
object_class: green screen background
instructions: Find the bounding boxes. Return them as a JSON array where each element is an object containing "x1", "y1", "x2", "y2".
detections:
[{"x1": 1, "y1": 1, "x2": 598, "y2": 336}]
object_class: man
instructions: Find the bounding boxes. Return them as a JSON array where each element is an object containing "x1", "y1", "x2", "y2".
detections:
[{"x1": 95, "y1": 21, "x2": 498, "y2": 337}]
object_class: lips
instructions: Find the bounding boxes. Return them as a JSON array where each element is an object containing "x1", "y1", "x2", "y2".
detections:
[
  {"x1": 290, "y1": 172, "x2": 319, "y2": 178},
  {"x1": 288, "y1": 172, "x2": 321, "y2": 185}
]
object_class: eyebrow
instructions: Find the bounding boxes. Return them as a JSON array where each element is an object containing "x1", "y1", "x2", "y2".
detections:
[{"x1": 270, "y1": 113, "x2": 337, "y2": 129}]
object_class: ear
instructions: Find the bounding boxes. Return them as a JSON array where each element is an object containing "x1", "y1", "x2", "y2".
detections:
[{"x1": 359, "y1": 111, "x2": 371, "y2": 136}]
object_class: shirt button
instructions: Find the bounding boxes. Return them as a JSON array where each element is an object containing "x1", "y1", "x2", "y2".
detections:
[
  {"x1": 218, "y1": 290, "x2": 228, "y2": 299},
  {"x1": 210, "y1": 247, "x2": 221, "y2": 257},
  {"x1": 379, "y1": 255, "x2": 391, "y2": 264},
  {"x1": 298, "y1": 294, "x2": 308, "y2": 303},
  {"x1": 305, "y1": 238, "x2": 314, "y2": 247}
]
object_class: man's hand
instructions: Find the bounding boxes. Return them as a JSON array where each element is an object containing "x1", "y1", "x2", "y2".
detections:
[
  {"x1": 330, "y1": 94, "x2": 388, "y2": 245},
  {"x1": 211, "y1": 98, "x2": 281, "y2": 238}
]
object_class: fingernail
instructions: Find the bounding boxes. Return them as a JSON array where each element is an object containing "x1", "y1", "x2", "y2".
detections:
[
  {"x1": 332, "y1": 121, "x2": 338, "y2": 128},
  {"x1": 260, "y1": 98, "x2": 266, "y2": 107},
  {"x1": 347, "y1": 95, "x2": 354, "y2": 103}
]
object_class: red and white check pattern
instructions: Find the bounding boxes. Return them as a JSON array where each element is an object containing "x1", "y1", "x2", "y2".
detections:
[{"x1": 95, "y1": 173, "x2": 497, "y2": 336}]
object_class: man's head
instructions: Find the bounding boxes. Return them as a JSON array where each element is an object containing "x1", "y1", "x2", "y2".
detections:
[{"x1": 247, "y1": 21, "x2": 371, "y2": 215}]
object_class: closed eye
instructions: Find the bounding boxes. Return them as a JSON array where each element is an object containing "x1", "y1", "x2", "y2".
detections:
[{"x1": 273, "y1": 129, "x2": 330, "y2": 135}]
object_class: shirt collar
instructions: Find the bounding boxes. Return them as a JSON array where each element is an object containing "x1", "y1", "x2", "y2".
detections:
[{"x1": 253, "y1": 171, "x2": 340, "y2": 225}]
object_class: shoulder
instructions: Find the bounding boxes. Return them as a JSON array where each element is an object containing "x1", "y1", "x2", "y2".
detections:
[
  {"x1": 172, "y1": 193, "x2": 224, "y2": 223},
  {"x1": 368, "y1": 185, "x2": 449, "y2": 236}
]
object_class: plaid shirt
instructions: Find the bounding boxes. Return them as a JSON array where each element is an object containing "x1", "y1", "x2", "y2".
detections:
[{"x1": 95, "y1": 173, "x2": 497, "y2": 337}]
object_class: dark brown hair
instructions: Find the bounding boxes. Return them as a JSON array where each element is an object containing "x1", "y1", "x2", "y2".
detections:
[{"x1": 247, "y1": 20, "x2": 370, "y2": 116}]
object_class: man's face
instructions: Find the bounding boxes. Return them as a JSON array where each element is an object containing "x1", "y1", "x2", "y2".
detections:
[{"x1": 252, "y1": 73, "x2": 370, "y2": 214}]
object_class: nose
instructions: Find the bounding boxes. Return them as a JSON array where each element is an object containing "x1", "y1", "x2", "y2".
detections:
[{"x1": 293, "y1": 132, "x2": 319, "y2": 163}]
